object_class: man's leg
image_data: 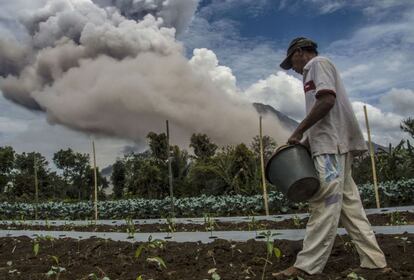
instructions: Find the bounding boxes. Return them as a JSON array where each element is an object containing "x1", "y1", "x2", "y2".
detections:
[
  {"x1": 339, "y1": 153, "x2": 387, "y2": 268},
  {"x1": 293, "y1": 154, "x2": 346, "y2": 275}
]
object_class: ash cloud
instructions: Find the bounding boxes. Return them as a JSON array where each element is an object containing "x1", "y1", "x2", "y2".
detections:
[{"x1": 0, "y1": 0, "x2": 289, "y2": 148}]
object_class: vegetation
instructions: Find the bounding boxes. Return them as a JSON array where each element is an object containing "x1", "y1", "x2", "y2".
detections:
[{"x1": 0, "y1": 116, "x2": 413, "y2": 209}]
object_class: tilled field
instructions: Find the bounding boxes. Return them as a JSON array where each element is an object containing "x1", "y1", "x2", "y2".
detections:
[
  {"x1": 0, "y1": 234, "x2": 413, "y2": 279},
  {"x1": 1, "y1": 212, "x2": 413, "y2": 233}
]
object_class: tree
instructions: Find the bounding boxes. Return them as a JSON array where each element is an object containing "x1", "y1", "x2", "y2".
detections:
[
  {"x1": 250, "y1": 135, "x2": 277, "y2": 163},
  {"x1": 147, "y1": 132, "x2": 168, "y2": 161},
  {"x1": 12, "y1": 152, "x2": 50, "y2": 199},
  {"x1": 401, "y1": 117, "x2": 414, "y2": 139},
  {"x1": 199, "y1": 144, "x2": 260, "y2": 196},
  {"x1": 123, "y1": 151, "x2": 167, "y2": 199},
  {"x1": 53, "y1": 149, "x2": 91, "y2": 200},
  {"x1": 376, "y1": 141, "x2": 408, "y2": 181},
  {"x1": 111, "y1": 159, "x2": 126, "y2": 199},
  {"x1": 190, "y1": 133, "x2": 218, "y2": 160},
  {"x1": 0, "y1": 146, "x2": 15, "y2": 193},
  {"x1": 170, "y1": 145, "x2": 191, "y2": 197}
]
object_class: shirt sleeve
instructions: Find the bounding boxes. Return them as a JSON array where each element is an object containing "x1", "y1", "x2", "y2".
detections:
[{"x1": 309, "y1": 59, "x2": 337, "y2": 98}]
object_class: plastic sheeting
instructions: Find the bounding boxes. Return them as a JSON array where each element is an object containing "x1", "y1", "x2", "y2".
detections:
[
  {"x1": 1, "y1": 225, "x2": 413, "y2": 243},
  {"x1": 1, "y1": 205, "x2": 413, "y2": 227}
]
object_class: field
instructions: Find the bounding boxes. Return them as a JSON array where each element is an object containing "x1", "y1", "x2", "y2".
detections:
[{"x1": 1, "y1": 209, "x2": 414, "y2": 279}]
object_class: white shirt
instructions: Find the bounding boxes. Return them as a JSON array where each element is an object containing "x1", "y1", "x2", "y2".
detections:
[{"x1": 302, "y1": 56, "x2": 367, "y2": 156}]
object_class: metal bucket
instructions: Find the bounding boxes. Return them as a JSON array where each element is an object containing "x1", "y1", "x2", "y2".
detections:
[{"x1": 265, "y1": 144, "x2": 320, "y2": 202}]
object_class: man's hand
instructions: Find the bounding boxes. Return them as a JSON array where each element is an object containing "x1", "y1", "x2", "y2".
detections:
[
  {"x1": 287, "y1": 93, "x2": 335, "y2": 145},
  {"x1": 288, "y1": 130, "x2": 303, "y2": 144}
]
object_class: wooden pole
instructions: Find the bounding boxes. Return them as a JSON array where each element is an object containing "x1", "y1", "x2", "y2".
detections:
[
  {"x1": 166, "y1": 120, "x2": 174, "y2": 216},
  {"x1": 34, "y1": 154, "x2": 39, "y2": 220},
  {"x1": 259, "y1": 116, "x2": 270, "y2": 216},
  {"x1": 92, "y1": 140, "x2": 98, "y2": 221},
  {"x1": 363, "y1": 105, "x2": 380, "y2": 209}
]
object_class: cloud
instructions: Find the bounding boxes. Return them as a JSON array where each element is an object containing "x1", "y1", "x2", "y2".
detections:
[
  {"x1": 0, "y1": 0, "x2": 291, "y2": 148},
  {"x1": 196, "y1": 0, "x2": 271, "y2": 19},
  {"x1": 0, "y1": 117, "x2": 28, "y2": 135},
  {"x1": 2, "y1": 117, "x2": 133, "y2": 168},
  {"x1": 179, "y1": 15, "x2": 284, "y2": 89},
  {"x1": 244, "y1": 71, "x2": 305, "y2": 121},
  {"x1": 189, "y1": 48, "x2": 238, "y2": 97},
  {"x1": 379, "y1": 88, "x2": 414, "y2": 117},
  {"x1": 352, "y1": 101, "x2": 407, "y2": 145},
  {"x1": 92, "y1": 0, "x2": 199, "y2": 34}
]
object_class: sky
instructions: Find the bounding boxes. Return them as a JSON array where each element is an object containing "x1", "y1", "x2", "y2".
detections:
[{"x1": 0, "y1": 0, "x2": 413, "y2": 168}]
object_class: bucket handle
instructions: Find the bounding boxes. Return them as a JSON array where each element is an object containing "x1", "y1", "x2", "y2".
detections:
[
  {"x1": 275, "y1": 144, "x2": 293, "y2": 154},
  {"x1": 274, "y1": 143, "x2": 310, "y2": 155}
]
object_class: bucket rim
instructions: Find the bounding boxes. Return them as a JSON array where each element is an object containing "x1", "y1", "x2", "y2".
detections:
[{"x1": 265, "y1": 144, "x2": 310, "y2": 183}]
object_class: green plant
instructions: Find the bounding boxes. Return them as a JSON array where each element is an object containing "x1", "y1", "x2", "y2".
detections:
[
  {"x1": 347, "y1": 271, "x2": 366, "y2": 280},
  {"x1": 292, "y1": 215, "x2": 302, "y2": 228},
  {"x1": 388, "y1": 212, "x2": 407, "y2": 226},
  {"x1": 46, "y1": 266, "x2": 66, "y2": 279},
  {"x1": 204, "y1": 213, "x2": 218, "y2": 239},
  {"x1": 208, "y1": 268, "x2": 221, "y2": 280},
  {"x1": 125, "y1": 217, "x2": 136, "y2": 239},
  {"x1": 165, "y1": 216, "x2": 176, "y2": 239},
  {"x1": 260, "y1": 231, "x2": 282, "y2": 280},
  {"x1": 394, "y1": 236, "x2": 412, "y2": 253},
  {"x1": 33, "y1": 239, "x2": 40, "y2": 257},
  {"x1": 135, "y1": 235, "x2": 167, "y2": 270},
  {"x1": 248, "y1": 216, "x2": 260, "y2": 237},
  {"x1": 88, "y1": 273, "x2": 110, "y2": 280}
]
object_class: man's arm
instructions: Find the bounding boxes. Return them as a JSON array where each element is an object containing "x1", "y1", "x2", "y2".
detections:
[{"x1": 288, "y1": 92, "x2": 336, "y2": 144}]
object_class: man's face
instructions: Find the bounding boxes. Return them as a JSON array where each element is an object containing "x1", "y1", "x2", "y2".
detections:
[{"x1": 291, "y1": 49, "x2": 305, "y2": 74}]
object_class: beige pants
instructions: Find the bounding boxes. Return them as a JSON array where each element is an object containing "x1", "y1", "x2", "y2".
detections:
[{"x1": 294, "y1": 153, "x2": 387, "y2": 275}]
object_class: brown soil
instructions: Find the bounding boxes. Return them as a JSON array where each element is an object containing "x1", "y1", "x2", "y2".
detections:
[
  {"x1": 1, "y1": 212, "x2": 413, "y2": 233},
  {"x1": 0, "y1": 234, "x2": 413, "y2": 279}
]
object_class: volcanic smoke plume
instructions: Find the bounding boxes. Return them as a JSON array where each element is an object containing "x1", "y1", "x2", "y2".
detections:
[{"x1": 0, "y1": 0, "x2": 289, "y2": 147}]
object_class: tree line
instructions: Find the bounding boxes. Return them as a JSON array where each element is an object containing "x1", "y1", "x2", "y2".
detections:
[{"x1": 1, "y1": 117, "x2": 413, "y2": 202}]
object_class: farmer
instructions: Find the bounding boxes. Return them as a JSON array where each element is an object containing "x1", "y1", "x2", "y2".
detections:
[{"x1": 272, "y1": 37, "x2": 390, "y2": 278}]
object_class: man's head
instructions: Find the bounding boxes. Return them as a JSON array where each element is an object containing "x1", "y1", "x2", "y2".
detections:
[{"x1": 280, "y1": 37, "x2": 318, "y2": 74}]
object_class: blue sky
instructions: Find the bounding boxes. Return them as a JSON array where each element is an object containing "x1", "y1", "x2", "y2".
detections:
[
  {"x1": 0, "y1": 0, "x2": 413, "y2": 167},
  {"x1": 180, "y1": 0, "x2": 414, "y2": 142}
]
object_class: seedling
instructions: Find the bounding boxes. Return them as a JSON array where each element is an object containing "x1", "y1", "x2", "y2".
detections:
[
  {"x1": 33, "y1": 239, "x2": 40, "y2": 257},
  {"x1": 260, "y1": 231, "x2": 282, "y2": 280},
  {"x1": 135, "y1": 235, "x2": 167, "y2": 271},
  {"x1": 125, "y1": 217, "x2": 136, "y2": 239},
  {"x1": 394, "y1": 236, "x2": 412, "y2": 253},
  {"x1": 46, "y1": 266, "x2": 66, "y2": 279},
  {"x1": 165, "y1": 216, "x2": 176, "y2": 239},
  {"x1": 292, "y1": 215, "x2": 302, "y2": 228},
  {"x1": 208, "y1": 268, "x2": 221, "y2": 280},
  {"x1": 388, "y1": 212, "x2": 407, "y2": 226},
  {"x1": 47, "y1": 256, "x2": 65, "y2": 279},
  {"x1": 88, "y1": 273, "x2": 110, "y2": 280},
  {"x1": 204, "y1": 213, "x2": 218, "y2": 239},
  {"x1": 347, "y1": 271, "x2": 366, "y2": 280},
  {"x1": 248, "y1": 216, "x2": 256, "y2": 232},
  {"x1": 248, "y1": 216, "x2": 264, "y2": 238}
]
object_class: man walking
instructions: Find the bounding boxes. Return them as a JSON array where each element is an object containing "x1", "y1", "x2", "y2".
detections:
[{"x1": 273, "y1": 37, "x2": 389, "y2": 278}]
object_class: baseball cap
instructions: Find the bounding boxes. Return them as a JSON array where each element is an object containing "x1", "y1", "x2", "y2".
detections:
[{"x1": 280, "y1": 37, "x2": 318, "y2": 70}]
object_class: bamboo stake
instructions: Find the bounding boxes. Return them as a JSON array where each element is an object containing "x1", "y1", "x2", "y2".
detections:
[
  {"x1": 166, "y1": 120, "x2": 174, "y2": 217},
  {"x1": 259, "y1": 116, "x2": 270, "y2": 216},
  {"x1": 92, "y1": 140, "x2": 98, "y2": 221},
  {"x1": 34, "y1": 154, "x2": 39, "y2": 220},
  {"x1": 363, "y1": 105, "x2": 380, "y2": 209}
]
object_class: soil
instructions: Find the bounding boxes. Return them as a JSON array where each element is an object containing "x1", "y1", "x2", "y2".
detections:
[
  {"x1": 0, "y1": 233, "x2": 413, "y2": 280},
  {"x1": 1, "y1": 212, "x2": 413, "y2": 233}
]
